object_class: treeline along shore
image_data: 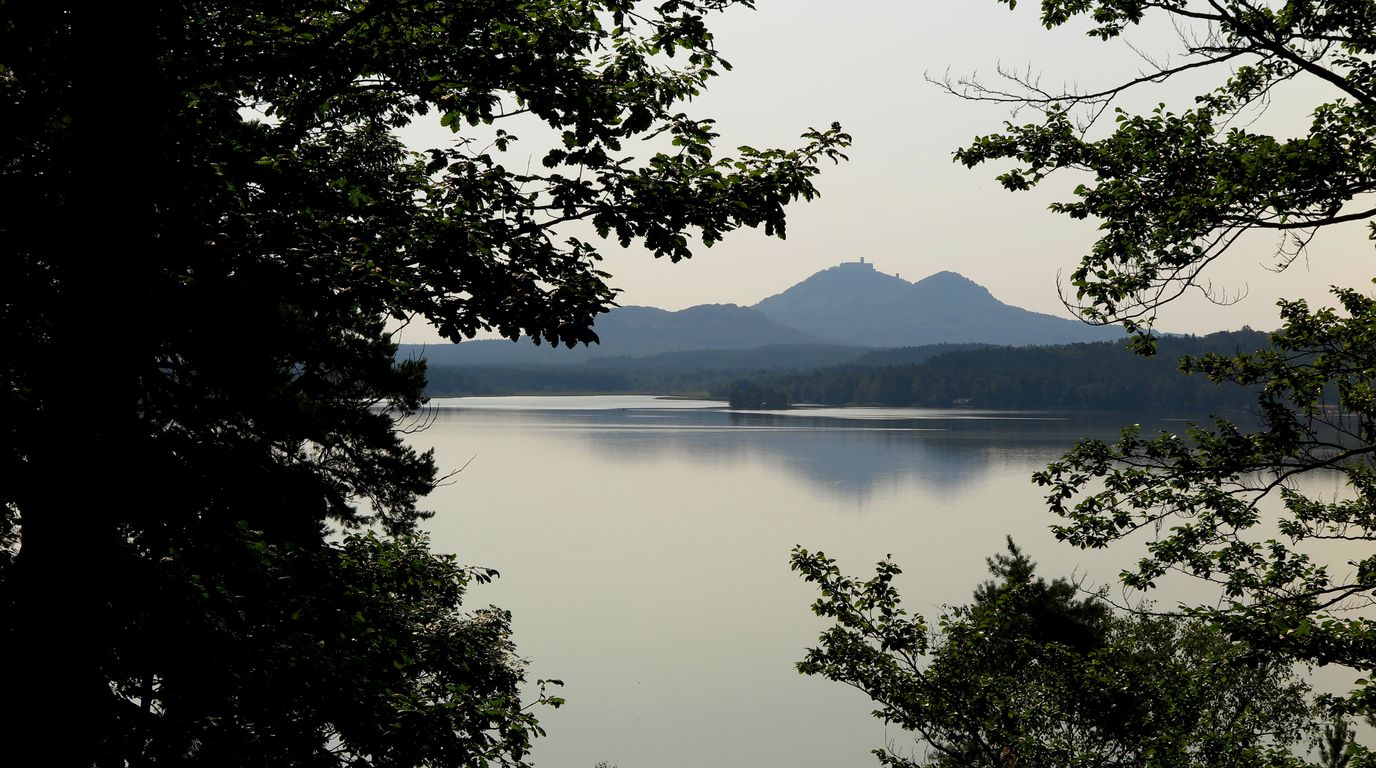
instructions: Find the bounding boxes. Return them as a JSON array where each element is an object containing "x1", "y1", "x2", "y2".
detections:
[{"x1": 420, "y1": 330, "x2": 1271, "y2": 412}]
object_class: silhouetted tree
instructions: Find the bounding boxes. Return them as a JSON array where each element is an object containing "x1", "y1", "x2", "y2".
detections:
[
  {"x1": 955, "y1": 0, "x2": 1376, "y2": 720},
  {"x1": 0, "y1": 2, "x2": 846, "y2": 764},
  {"x1": 1318, "y1": 718, "x2": 1358, "y2": 768},
  {"x1": 793, "y1": 540, "x2": 1315, "y2": 767}
]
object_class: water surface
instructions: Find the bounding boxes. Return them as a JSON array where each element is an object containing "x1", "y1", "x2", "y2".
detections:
[{"x1": 410, "y1": 397, "x2": 1267, "y2": 768}]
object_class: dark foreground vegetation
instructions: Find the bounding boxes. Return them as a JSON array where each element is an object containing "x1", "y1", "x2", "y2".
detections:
[
  {"x1": 795, "y1": 540, "x2": 1320, "y2": 767},
  {"x1": 793, "y1": 0, "x2": 1376, "y2": 764},
  {"x1": 1, "y1": 2, "x2": 848, "y2": 764},
  {"x1": 9, "y1": 0, "x2": 1376, "y2": 765}
]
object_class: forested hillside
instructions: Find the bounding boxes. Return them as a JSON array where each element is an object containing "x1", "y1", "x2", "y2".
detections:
[
  {"x1": 714, "y1": 330, "x2": 1270, "y2": 410},
  {"x1": 424, "y1": 331, "x2": 1273, "y2": 412},
  {"x1": 420, "y1": 344, "x2": 997, "y2": 396}
]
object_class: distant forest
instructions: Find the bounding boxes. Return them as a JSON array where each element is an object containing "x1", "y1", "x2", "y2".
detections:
[
  {"x1": 421, "y1": 343, "x2": 993, "y2": 398},
  {"x1": 713, "y1": 331, "x2": 1270, "y2": 411},
  {"x1": 424, "y1": 331, "x2": 1271, "y2": 412}
]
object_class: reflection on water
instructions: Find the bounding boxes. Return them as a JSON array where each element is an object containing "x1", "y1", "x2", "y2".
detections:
[
  {"x1": 425, "y1": 397, "x2": 1192, "y2": 501},
  {"x1": 429, "y1": 394, "x2": 724, "y2": 410},
  {"x1": 410, "y1": 397, "x2": 1251, "y2": 768}
]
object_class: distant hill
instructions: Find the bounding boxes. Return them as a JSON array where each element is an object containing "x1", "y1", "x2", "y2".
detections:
[
  {"x1": 853, "y1": 343, "x2": 998, "y2": 367},
  {"x1": 584, "y1": 344, "x2": 867, "y2": 371},
  {"x1": 419, "y1": 340, "x2": 1107, "y2": 398},
  {"x1": 400, "y1": 303, "x2": 822, "y2": 366},
  {"x1": 714, "y1": 329, "x2": 1272, "y2": 411},
  {"x1": 752, "y1": 262, "x2": 1122, "y2": 347},
  {"x1": 405, "y1": 262, "x2": 1125, "y2": 367},
  {"x1": 422, "y1": 343, "x2": 872, "y2": 397}
]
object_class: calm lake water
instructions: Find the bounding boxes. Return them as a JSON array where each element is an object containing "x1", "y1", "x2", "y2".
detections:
[{"x1": 407, "y1": 396, "x2": 1338, "y2": 768}]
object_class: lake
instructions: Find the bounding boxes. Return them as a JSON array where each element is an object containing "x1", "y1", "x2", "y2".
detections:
[{"x1": 409, "y1": 396, "x2": 1317, "y2": 768}]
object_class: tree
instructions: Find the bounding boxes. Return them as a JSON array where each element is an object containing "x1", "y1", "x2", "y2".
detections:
[
  {"x1": 952, "y1": 0, "x2": 1376, "y2": 336},
  {"x1": 112, "y1": 531, "x2": 557, "y2": 766},
  {"x1": 725, "y1": 379, "x2": 791, "y2": 409},
  {"x1": 0, "y1": 1, "x2": 848, "y2": 764},
  {"x1": 1318, "y1": 717, "x2": 1362, "y2": 768},
  {"x1": 792, "y1": 539, "x2": 1316, "y2": 768},
  {"x1": 951, "y1": 0, "x2": 1376, "y2": 721}
]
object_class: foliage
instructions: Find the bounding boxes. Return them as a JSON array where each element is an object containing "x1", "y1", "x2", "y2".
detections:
[
  {"x1": 1318, "y1": 717, "x2": 1363, "y2": 768},
  {"x1": 792, "y1": 539, "x2": 1316, "y2": 768},
  {"x1": 0, "y1": 1, "x2": 845, "y2": 764},
  {"x1": 110, "y1": 531, "x2": 555, "y2": 766},
  {"x1": 952, "y1": 0, "x2": 1376, "y2": 336},
  {"x1": 952, "y1": 0, "x2": 1376, "y2": 723},
  {"x1": 1037, "y1": 288, "x2": 1376, "y2": 715}
]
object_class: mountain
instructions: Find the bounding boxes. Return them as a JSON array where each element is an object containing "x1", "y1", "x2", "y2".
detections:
[
  {"x1": 400, "y1": 303, "x2": 823, "y2": 366},
  {"x1": 404, "y1": 262, "x2": 1123, "y2": 367},
  {"x1": 752, "y1": 261, "x2": 1122, "y2": 347},
  {"x1": 584, "y1": 343, "x2": 868, "y2": 371}
]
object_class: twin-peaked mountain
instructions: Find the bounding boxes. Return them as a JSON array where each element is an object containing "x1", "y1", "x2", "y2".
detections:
[
  {"x1": 753, "y1": 262, "x2": 1119, "y2": 348},
  {"x1": 401, "y1": 262, "x2": 1119, "y2": 367}
]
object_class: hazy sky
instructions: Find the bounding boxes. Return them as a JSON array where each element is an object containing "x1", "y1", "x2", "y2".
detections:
[{"x1": 397, "y1": 0, "x2": 1374, "y2": 344}]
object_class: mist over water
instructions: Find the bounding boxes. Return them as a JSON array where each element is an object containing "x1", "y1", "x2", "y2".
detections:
[{"x1": 409, "y1": 396, "x2": 1297, "y2": 768}]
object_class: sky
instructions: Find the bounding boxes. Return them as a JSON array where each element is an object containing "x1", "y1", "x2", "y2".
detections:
[{"x1": 396, "y1": 0, "x2": 1375, "y2": 344}]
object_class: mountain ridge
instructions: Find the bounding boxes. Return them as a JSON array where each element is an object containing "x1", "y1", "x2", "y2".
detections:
[
  {"x1": 402, "y1": 302, "x2": 820, "y2": 366},
  {"x1": 751, "y1": 261, "x2": 1120, "y2": 348},
  {"x1": 402, "y1": 262, "x2": 1120, "y2": 366}
]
